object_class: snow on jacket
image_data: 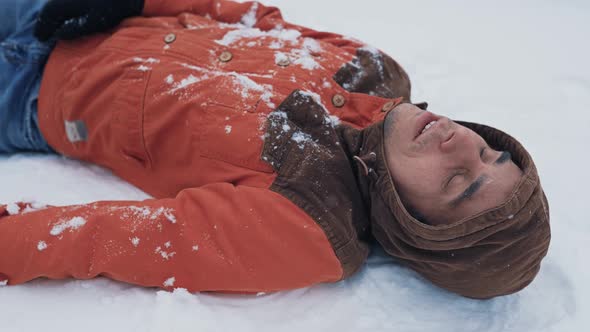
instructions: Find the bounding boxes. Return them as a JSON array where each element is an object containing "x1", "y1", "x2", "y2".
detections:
[{"x1": 0, "y1": 0, "x2": 411, "y2": 292}]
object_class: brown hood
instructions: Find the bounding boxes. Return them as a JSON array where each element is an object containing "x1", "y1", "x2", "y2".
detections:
[{"x1": 352, "y1": 115, "x2": 551, "y2": 299}]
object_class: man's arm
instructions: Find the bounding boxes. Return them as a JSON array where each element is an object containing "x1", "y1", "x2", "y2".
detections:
[
  {"x1": 142, "y1": 0, "x2": 366, "y2": 55},
  {"x1": 144, "y1": 0, "x2": 413, "y2": 98},
  {"x1": 35, "y1": 0, "x2": 367, "y2": 55},
  {"x1": 0, "y1": 184, "x2": 342, "y2": 292}
]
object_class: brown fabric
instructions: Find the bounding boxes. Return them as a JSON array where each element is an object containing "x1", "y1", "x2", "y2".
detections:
[
  {"x1": 355, "y1": 114, "x2": 551, "y2": 299},
  {"x1": 261, "y1": 91, "x2": 371, "y2": 278},
  {"x1": 333, "y1": 48, "x2": 412, "y2": 101}
]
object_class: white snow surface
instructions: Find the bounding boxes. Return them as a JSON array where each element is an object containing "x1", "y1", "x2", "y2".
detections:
[{"x1": 1, "y1": 0, "x2": 589, "y2": 331}]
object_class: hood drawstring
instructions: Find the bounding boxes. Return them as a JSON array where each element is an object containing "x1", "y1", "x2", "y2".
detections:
[{"x1": 353, "y1": 152, "x2": 378, "y2": 181}]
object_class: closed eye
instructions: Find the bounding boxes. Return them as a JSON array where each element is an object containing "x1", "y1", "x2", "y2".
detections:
[{"x1": 444, "y1": 170, "x2": 464, "y2": 189}]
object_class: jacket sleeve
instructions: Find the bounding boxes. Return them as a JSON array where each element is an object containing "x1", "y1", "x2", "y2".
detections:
[
  {"x1": 142, "y1": 0, "x2": 365, "y2": 55},
  {"x1": 0, "y1": 183, "x2": 342, "y2": 292}
]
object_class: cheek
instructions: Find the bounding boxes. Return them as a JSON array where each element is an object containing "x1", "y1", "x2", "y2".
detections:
[{"x1": 395, "y1": 160, "x2": 443, "y2": 195}]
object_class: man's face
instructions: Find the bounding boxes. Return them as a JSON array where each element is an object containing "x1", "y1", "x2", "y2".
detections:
[{"x1": 384, "y1": 104, "x2": 523, "y2": 226}]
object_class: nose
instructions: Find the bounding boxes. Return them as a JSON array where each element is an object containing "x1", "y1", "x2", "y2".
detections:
[
  {"x1": 440, "y1": 126, "x2": 482, "y2": 166},
  {"x1": 440, "y1": 119, "x2": 464, "y2": 153}
]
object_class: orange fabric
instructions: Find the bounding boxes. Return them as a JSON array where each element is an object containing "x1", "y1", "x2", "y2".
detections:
[
  {"x1": 0, "y1": 186, "x2": 342, "y2": 292},
  {"x1": 0, "y1": 0, "x2": 394, "y2": 291},
  {"x1": 142, "y1": 0, "x2": 364, "y2": 55}
]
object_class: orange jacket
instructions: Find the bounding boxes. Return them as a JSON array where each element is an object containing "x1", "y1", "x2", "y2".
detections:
[{"x1": 0, "y1": 0, "x2": 408, "y2": 292}]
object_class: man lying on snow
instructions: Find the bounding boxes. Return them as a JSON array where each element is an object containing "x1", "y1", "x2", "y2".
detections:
[{"x1": 0, "y1": 0, "x2": 551, "y2": 299}]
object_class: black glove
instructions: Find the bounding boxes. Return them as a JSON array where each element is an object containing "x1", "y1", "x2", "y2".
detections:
[{"x1": 34, "y1": 0, "x2": 145, "y2": 41}]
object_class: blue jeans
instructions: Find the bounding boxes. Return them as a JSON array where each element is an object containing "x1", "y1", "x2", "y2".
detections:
[{"x1": 0, "y1": 0, "x2": 54, "y2": 154}]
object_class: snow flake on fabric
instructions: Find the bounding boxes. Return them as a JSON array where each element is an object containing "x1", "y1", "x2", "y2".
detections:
[
  {"x1": 276, "y1": 43, "x2": 324, "y2": 71},
  {"x1": 22, "y1": 202, "x2": 48, "y2": 214},
  {"x1": 125, "y1": 206, "x2": 177, "y2": 223},
  {"x1": 133, "y1": 57, "x2": 160, "y2": 64},
  {"x1": 274, "y1": 52, "x2": 289, "y2": 64},
  {"x1": 233, "y1": 74, "x2": 264, "y2": 98},
  {"x1": 261, "y1": 90, "x2": 276, "y2": 108},
  {"x1": 225, "y1": 125, "x2": 233, "y2": 134},
  {"x1": 161, "y1": 209, "x2": 177, "y2": 224},
  {"x1": 155, "y1": 244, "x2": 176, "y2": 260},
  {"x1": 230, "y1": 74, "x2": 276, "y2": 107},
  {"x1": 37, "y1": 241, "x2": 48, "y2": 251},
  {"x1": 165, "y1": 75, "x2": 174, "y2": 84},
  {"x1": 192, "y1": 245, "x2": 200, "y2": 252},
  {"x1": 240, "y1": 3, "x2": 259, "y2": 28},
  {"x1": 163, "y1": 277, "x2": 175, "y2": 287},
  {"x1": 359, "y1": 45, "x2": 384, "y2": 77},
  {"x1": 302, "y1": 38, "x2": 322, "y2": 53},
  {"x1": 269, "y1": 40, "x2": 282, "y2": 49},
  {"x1": 169, "y1": 74, "x2": 207, "y2": 93},
  {"x1": 291, "y1": 131, "x2": 313, "y2": 150},
  {"x1": 265, "y1": 111, "x2": 288, "y2": 138},
  {"x1": 286, "y1": 38, "x2": 323, "y2": 70},
  {"x1": 215, "y1": 26, "x2": 301, "y2": 47},
  {"x1": 326, "y1": 115, "x2": 341, "y2": 126},
  {"x1": 6, "y1": 203, "x2": 20, "y2": 215},
  {"x1": 299, "y1": 90, "x2": 328, "y2": 113},
  {"x1": 173, "y1": 62, "x2": 277, "y2": 108},
  {"x1": 133, "y1": 57, "x2": 160, "y2": 72},
  {"x1": 50, "y1": 217, "x2": 87, "y2": 236},
  {"x1": 292, "y1": 54, "x2": 319, "y2": 70},
  {"x1": 264, "y1": 108, "x2": 323, "y2": 152},
  {"x1": 299, "y1": 90, "x2": 341, "y2": 127},
  {"x1": 109, "y1": 206, "x2": 178, "y2": 232},
  {"x1": 130, "y1": 237, "x2": 140, "y2": 247},
  {"x1": 263, "y1": 90, "x2": 342, "y2": 153}
]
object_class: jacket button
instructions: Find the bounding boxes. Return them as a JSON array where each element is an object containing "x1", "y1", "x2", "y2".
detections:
[
  {"x1": 382, "y1": 101, "x2": 397, "y2": 112},
  {"x1": 332, "y1": 94, "x2": 346, "y2": 108},
  {"x1": 276, "y1": 57, "x2": 290, "y2": 67},
  {"x1": 164, "y1": 33, "x2": 176, "y2": 44},
  {"x1": 219, "y1": 51, "x2": 233, "y2": 62}
]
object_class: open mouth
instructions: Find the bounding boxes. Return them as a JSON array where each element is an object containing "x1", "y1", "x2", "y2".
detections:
[
  {"x1": 414, "y1": 112, "x2": 441, "y2": 140},
  {"x1": 420, "y1": 120, "x2": 438, "y2": 135}
]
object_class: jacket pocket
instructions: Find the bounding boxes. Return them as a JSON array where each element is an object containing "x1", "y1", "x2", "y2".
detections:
[
  {"x1": 196, "y1": 76, "x2": 274, "y2": 173},
  {"x1": 110, "y1": 68, "x2": 152, "y2": 167},
  {"x1": 198, "y1": 104, "x2": 274, "y2": 173}
]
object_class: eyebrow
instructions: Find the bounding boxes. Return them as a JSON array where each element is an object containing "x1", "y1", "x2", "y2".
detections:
[
  {"x1": 449, "y1": 151, "x2": 511, "y2": 207},
  {"x1": 495, "y1": 151, "x2": 511, "y2": 164},
  {"x1": 450, "y1": 175, "x2": 485, "y2": 207}
]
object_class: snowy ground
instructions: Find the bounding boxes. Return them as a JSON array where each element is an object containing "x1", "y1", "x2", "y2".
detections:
[{"x1": 1, "y1": 0, "x2": 589, "y2": 331}]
